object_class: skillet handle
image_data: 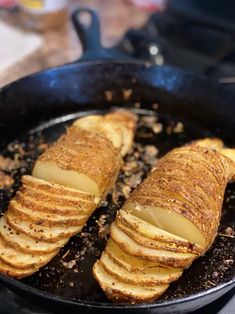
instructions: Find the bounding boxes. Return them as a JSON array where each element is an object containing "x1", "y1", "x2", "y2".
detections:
[{"x1": 72, "y1": 8, "x2": 113, "y2": 61}]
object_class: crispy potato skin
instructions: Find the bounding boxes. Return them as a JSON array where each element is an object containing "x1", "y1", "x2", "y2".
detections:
[
  {"x1": 22, "y1": 175, "x2": 95, "y2": 202},
  {"x1": 126, "y1": 145, "x2": 232, "y2": 248},
  {"x1": 0, "y1": 111, "x2": 136, "y2": 279},
  {"x1": 110, "y1": 223, "x2": 196, "y2": 268},
  {"x1": 117, "y1": 210, "x2": 203, "y2": 254},
  {"x1": 94, "y1": 139, "x2": 235, "y2": 304},
  {"x1": 93, "y1": 262, "x2": 168, "y2": 304},
  {"x1": 116, "y1": 217, "x2": 199, "y2": 254},
  {"x1": 37, "y1": 127, "x2": 121, "y2": 197}
]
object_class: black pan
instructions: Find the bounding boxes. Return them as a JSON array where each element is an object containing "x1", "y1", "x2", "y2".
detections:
[{"x1": 0, "y1": 8, "x2": 234, "y2": 314}]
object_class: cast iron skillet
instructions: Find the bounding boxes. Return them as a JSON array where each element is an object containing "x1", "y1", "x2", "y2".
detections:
[{"x1": 0, "y1": 8, "x2": 234, "y2": 314}]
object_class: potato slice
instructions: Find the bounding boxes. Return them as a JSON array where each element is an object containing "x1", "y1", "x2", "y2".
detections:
[
  {"x1": 101, "y1": 251, "x2": 182, "y2": 286},
  {"x1": 0, "y1": 259, "x2": 39, "y2": 279},
  {"x1": 73, "y1": 111, "x2": 137, "y2": 156},
  {"x1": 119, "y1": 211, "x2": 202, "y2": 249},
  {"x1": 6, "y1": 212, "x2": 82, "y2": 243},
  {"x1": 73, "y1": 115, "x2": 123, "y2": 152},
  {"x1": 33, "y1": 160, "x2": 101, "y2": 197},
  {"x1": 22, "y1": 175, "x2": 96, "y2": 203},
  {"x1": 0, "y1": 237, "x2": 56, "y2": 269},
  {"x1": 0, "y1": 111, "x2": 137, "y2": 279},
  {"x1": 14, "y1": 192, "x2": 94, "y2": 216},
  {"x1": 33, "y1": 127, "x2": 121, "y2": 197},
  {"x1": 94, "y1": 139, "x2": 235, "y2": 303},
  {"x1": 116, "y1": 217, "x2": 201, "y2": 254},
  {"x1": 220, "y1": 148, "x2": 235, "y2": 163},
  {"x1": 0, "y1": 217, "x2": 66, "y2": 255},
  {"x1": 93, "y1": 261, "x2": 168, "y2": 303},
  {"x1": 110, "y1": 223, "x2": 196, "y2": 268},
  {"x1": 20, "y1": 186, "x2": 94, "y2": 208},
  {"x1": 117, "y1": 211, "x2": 202, "y2": 254},
  {"x1": 125, "y1": 202, "x2": 206, "y2": 248},
  {"x1": 8, "y1": 201, "x2": 87, "y2": 227},
  {"x1": 122, "y1": 144, "x2": 231, "y2": 249},
  {"x1": 189, "y1": 138, "x2": 224, "y2": 151},
  {"x1": 106, "y1": 239, "x2": 156, "y2": 272},
  {"x1": 105, "y1": 110, "x2": 137, "y2": 156}
]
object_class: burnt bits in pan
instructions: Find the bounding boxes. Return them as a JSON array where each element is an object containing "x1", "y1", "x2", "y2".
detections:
[{"x1": 0, "y1": 107, "x2": 234, "y2": 303}]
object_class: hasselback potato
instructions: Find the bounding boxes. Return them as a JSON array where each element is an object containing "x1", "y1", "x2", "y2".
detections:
[
  {"x1": 93, "y1": 138, "x2": 235, "y2": 303},
  {"x1": 0, "y1": 110, "x2": 137, "y2": 278}
]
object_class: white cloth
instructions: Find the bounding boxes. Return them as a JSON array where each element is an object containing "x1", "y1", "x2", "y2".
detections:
[{"x1": 0, "y1": 21, "x2": 42, "y2": 73}]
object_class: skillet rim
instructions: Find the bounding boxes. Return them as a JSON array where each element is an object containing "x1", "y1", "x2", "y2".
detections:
[
  {"x1": 0, "y1": 273, "x2": 234, "y2": 309},
  {"x1": 0, "y1": 60, "x2": 207, "y2": 91}
]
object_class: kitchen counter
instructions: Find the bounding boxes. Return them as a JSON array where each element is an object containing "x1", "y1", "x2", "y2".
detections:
[{"x1": 0, "y1": 0, "x2": 149, "y2": 87}]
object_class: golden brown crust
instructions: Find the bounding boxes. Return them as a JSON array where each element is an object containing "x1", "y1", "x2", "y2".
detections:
[
  {"x1": 19, "y1": 186, "x2": 93, "y2": 207},
  {"x1": 0, "y1": 232, "x2": 64, "y2": 256},
  {"x1": 110, "y1": 223, "x2": 196, "y2": 268},
  {"x1": 92, "y1": 261, "x2": 168, "y2": 304},
  {"x1": 38, "y1": 127, "x2": 121, "y2": 196},
  {"x1": 5, "y1": 212, "x2": 82, "y2": 243},
  {"x1": 100, "y1": 250, "x2": 183, "y2": 286},
  {"x1": 116, "y1": 216, "x2": 200, "y2": 254},
  {"x1": 0, "y1": 111, "x2": 136, "y2": 279},
  {"x1": 94, "y1": 139, "x2": 235, "y2": 303},
  {"x1": 8, "y1": 203, "x2": 87, "y2": 228},
  {"x1": 0, "y1": 236, "x2": 57, "y2": 270},
  {"x1": 0, "y1": 259, "x2": 40, "y2": 279},
  {"x1": 126, "y1": 145, "x2": 229, "y2": 247},
  {"x1": 105, "y1": 239, "x2": 157, "y2": 271},
  {"x1": 22, "y1": 175, "x2": 95, "y2": 202},
  {"x1": 105, "y1": 110, "x2": 137, "y2": 156},
  {"x1": 0, "y1": 216, "x2": 66, "y2": 255},
  {"x1": 14, "y1": 191, "x2": 94, "y2": 216},
  {"x1": 117, "y1": 211, "x2": 203, "y2": 254}
]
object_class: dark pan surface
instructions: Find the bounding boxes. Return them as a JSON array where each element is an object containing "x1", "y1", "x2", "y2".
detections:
[{"x1": 0, "y1": 106, "x2": 234, "y2": 309}]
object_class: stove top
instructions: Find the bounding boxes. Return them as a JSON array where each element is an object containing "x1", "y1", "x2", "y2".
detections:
[{"x1": 117, "y1": 3, "x2": 235, "y2": 91}]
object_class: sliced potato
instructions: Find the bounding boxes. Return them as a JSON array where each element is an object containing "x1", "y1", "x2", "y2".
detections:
[
  {"x1": 33, "y1": 127, "x2": 121, "y2": 197},
  {"x1": 93, "y1": 261, "x2": 168, "y2": 303},
  {"x1": 189, "y1": 138, "x2": 224, "y2": 151},
  {"x1": 20, "y1": 186, "x2": 94, "y2": 208},
  {"x1": 33, "y1": 160, "x2": 101, "y2": 197},
  {"x1": 0, "y1": 111, "x2": 136, "y2": 279},
  {"x1": 6, "y1": 212, "x2": 82, "y2": 243},
  {"x1": 106, "y1": 239, "x2": 156, "y2": 272},
  {"x1": 0, "y1": 236, "x2": 56, "y2": 269},
  {"x1": 0, "y1": 259, "x2": 39, "y2": 279},
  {"x1": 100, "y1": 250, "x2": 182, "y2": 286},
  {"x1": 0, "y1": 217, "x2": 66, "y2": 255},
  {"x1": 105, "y1": 110, "x2": 137, "y2": 156},
  {"x1": 22, "y1": 175, "x2": 97, "y2": 203},
  {"x1": 117, "y1": 211, "x2": 202, "y2": 254},
  {"x1": 110, "y1": 223, "x2": 196, "y2": 268},
  {"x1": 118, "y1": 211, "x2": 203, "y2": 252},
  {"x1": 73, "y1": 115, "x2": 123, "y2": 152},
  {"x1": 116, "y1": 217, "x2": 200, "y2": 254},
  {"x1": 94, "y1": 138, "x2": 235, "y2": 303},
  {"x1": 220, "y1": 148, "x2": 235, "y2": 163},
  {"x1": 73, "y1": 110, "x2": 137, "y2": 157},
  {"x1": 14, "y1": 192, "x2": 94, "y2": 216},
  {"x1": 8, "y1": 201, "x2": 87, "y2": 227},
  {"x1": 125, "y1": 202, "x2": 206, "y2": 248},
  {"x1": 123, "y1": 144, "x2": 230, "y2": 249}
]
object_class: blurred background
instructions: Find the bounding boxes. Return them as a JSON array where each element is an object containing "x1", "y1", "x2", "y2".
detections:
[{"x1": 0, "y1": 0, "x2": 235, "y2": 88}]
